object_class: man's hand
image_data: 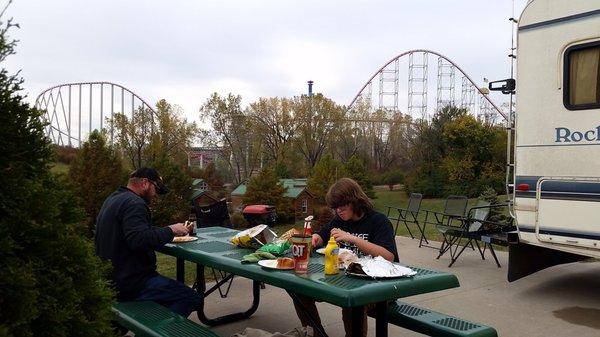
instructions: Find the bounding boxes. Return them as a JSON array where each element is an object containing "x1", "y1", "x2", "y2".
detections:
[
  {"x1": 330, "y1": 228, "x2": 355, "y2": 244},
  {"x1": 184, "y1": 221, "x2": 195, "y2": 233},
  {"x1": 169, "y1": 223, "x2": 189, "y2": 236}
]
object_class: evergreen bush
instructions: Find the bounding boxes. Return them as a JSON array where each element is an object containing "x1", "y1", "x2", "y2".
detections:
[
  {"x1": 69, "y1": 130, "x2": 127, "y2": 236},
  {"x1": 243, "y1": 167, "x2": 294, "y2": 223},
  {"x1": 0, "y1": 17, "x2": 116, "y2": 336}
]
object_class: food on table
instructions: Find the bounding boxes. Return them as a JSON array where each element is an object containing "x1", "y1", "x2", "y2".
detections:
[
  {"x1": 338, "y1": 249, "x2": 359, "y2": 268},
  {"x1": 230, "y1": 224, "x2": 277, "y2": 248},
  {"x1": 346, "y1": 256, "x2": 417, "y2": 278},
  {"x1": 172, "y1": 236, "x2": 198, "y2": 243},
  {"x1": 279, "y1": 228, "x2": 301, "y2": 242},
  {"x1": 276, "y1": 257, "x2": 295, "y2": 269}
]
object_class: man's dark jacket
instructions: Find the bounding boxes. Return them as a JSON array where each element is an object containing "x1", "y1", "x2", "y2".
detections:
[{"x1": 95, "y1": 186, "x2": 174, "y2": 300}]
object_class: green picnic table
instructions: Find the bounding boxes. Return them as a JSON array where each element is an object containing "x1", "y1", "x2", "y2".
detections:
[{"x1": 157, "y1": 226, "x2": 460, "y2": 337}]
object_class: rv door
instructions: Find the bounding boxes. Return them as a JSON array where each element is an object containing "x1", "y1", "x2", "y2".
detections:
[{"x1": 535, "y1": 177, "x2": 600, "y2": 249}]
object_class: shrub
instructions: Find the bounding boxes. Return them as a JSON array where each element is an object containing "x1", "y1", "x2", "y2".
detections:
[
  {"x1": 478, "y1": 186, "x2": 509, "y2": 223},
  {"x1": 68, "y1": 130, "x2": 127, "y2": 236},
  {"x1": 0, "y1": 17, "x2": 116, "y2": 336},
  {"x1": 244, "y1": 167, "x2": 294, "y2": 223},
  {"x1": 383, "y1": 169, "x2": 404, "y2": 191}
]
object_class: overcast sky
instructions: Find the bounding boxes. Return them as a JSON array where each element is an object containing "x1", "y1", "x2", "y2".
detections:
[{"x1": 4, "y1": 0, "x2": 528, "y2": 123}]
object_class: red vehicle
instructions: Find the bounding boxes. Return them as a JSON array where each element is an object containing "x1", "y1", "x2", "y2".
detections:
[{"x1": 242, "y1": 205, "x2": 277, "y2": 227}]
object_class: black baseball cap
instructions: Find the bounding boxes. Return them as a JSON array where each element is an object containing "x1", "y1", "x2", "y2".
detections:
[{"x1": 130, "y1": 167, "x2": 169, "y2": 195}]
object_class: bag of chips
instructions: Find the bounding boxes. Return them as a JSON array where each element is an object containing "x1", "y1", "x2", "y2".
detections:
[{"x1": 230, "y1": 224, "x2": 278, "y2": 249}]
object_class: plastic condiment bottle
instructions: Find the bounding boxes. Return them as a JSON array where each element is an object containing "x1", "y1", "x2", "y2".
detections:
[
  {"x1": 304, "y1": 222, "x2": 312, "y2": 236},
  {"x1": 324, "y1": 237, "x2": 340, "y2": 275}
]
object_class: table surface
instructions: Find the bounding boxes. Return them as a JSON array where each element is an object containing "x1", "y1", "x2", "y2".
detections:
[{"x1": 158, "y1": 226, "x2": 460, "y2": 307}]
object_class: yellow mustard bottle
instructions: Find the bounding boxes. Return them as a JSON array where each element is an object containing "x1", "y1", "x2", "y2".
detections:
[{"x1": 324, "y1": 237, "x2": 340, "y2": 275}]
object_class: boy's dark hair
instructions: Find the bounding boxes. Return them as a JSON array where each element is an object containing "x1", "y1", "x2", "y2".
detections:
[{"x1": 325, "y1": 178, "x2": 374, "y2": 216}]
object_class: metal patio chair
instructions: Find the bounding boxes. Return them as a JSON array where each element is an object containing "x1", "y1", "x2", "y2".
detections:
[
  {"x1": 436, "y1": 200, "x2": 490, "y2": 264},
  {"x1": 443, "y1": 203, "x2": 514, "y2": 267},
  {"x1": 386, "y1": 193, "x2": 424, "y2": 243},
  {"x1": 421, "y1": 195, "x2": 468, "y2": 250}
]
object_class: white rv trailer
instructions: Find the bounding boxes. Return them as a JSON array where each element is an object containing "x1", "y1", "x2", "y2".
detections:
[{"x1": 501, "y1": 0, "x2": 600, "y2": 281}]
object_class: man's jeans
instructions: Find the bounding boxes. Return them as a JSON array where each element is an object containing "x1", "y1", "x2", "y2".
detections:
[{"x1": 136, "y1": 275, "x2": 203, "y2": 317}]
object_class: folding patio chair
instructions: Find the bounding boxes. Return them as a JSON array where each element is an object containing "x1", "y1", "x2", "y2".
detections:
[
  {"x1": 421, "y1": 195, "x2": 468, "y2": 249},
  {"x1": 443, "y1": 203, "x2": 514, "y2": 267},
  {"x1": 385, "y1": 193, "x2": 424, "y2": 242},
  {"x1": 436, "y1": 200, "x2": 490, "y2": 264}
]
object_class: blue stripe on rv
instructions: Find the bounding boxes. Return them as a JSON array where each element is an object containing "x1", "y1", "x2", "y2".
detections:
[
  {"x1": 515, "y1": 176, "x2": 600, "y2": 202},
  {"x1": 519, "y1": 225, "x2": 600, "y2": 241},
  {"x1": 519, "y1": 9, "x2": 600, "y2": 32}
]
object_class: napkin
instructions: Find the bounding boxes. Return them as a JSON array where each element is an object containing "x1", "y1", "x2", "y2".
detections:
[{"x1": 241, "y1": 251, "x2": 278, "y2": 264}]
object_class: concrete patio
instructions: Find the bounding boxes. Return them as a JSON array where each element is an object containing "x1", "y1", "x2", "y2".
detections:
[{"x1": 191, "y1": 236, "x2": 600, "y2": 337}]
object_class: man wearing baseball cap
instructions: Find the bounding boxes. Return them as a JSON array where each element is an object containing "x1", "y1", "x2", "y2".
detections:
[{"x1": 95, "y1": 167, "x2": 202, "y2": 317}]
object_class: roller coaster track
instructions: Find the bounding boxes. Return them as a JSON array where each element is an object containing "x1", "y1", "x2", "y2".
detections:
[
  {"x1": 35, "y1": 81, "x2": 156, "y2": 147},
  {"x1": 348, "y1": 49, "x2": 506, "y2": 121}
]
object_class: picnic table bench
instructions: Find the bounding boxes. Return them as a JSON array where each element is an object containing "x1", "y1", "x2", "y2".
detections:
[
  {"x1": 112, "y1": 301, "x2": 220, "y2": 337},
  {"x1": 383, "y1": 301, "x2": 498, "y2": 337}
]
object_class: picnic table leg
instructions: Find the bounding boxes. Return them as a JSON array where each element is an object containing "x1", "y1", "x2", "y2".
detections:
[
  {"x1": 350, "y1": 306, "x2": 366, "y2": 337},
  {"x1": 194, "y1": 263, "x2": 261, "y2": 326},
  {"x1": 176, "y1": 258, "x2": 184, "y2": 283},
  {"x1": 374, "y1": 301, "x2": 388, "y2": 337}
]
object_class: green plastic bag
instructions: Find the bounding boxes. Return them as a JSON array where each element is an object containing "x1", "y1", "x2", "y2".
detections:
[{"x1": 257, "y1": 241, "x2": 291, "y2": 256}]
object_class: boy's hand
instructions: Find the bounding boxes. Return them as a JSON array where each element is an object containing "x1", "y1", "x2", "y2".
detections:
[
  {"x1": 311, "y1": 234, "x2": 323, "y2": 248},
  {"x1": 331, "y1": 228, "x2": 354, "y2": 244}
]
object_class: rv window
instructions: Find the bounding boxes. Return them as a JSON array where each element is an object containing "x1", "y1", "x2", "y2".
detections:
[{"x1": 564, "y1": 42, "x2": 600, "y2": 110}]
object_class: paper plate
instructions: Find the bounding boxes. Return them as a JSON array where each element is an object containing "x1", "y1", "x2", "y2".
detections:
[
  {"x1": 172, "y1": 236, "x2": 199, "y2": 243},
  {"x1": 257, "y1": 259, "x2": 294, "y2": 270}
]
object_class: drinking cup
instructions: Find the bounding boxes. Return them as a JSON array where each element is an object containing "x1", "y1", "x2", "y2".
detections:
[{"x1": 291, "y1": 234, "x2": 311, "y2": 274}]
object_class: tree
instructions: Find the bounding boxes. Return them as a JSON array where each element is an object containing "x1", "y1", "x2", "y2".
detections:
[
  {"x1": 200, "y1": 93, "x2": 262, "y2": 183},
  {"x1": 307, "y1": 154, "x2": 347, "y2": 203},
  {"x1": 108, "y1": 99, "x2": 197, "y2": 169},
  {"x1": 293, "y1": 94, "x2": 345, "y2": 168},
  {"x1": 147, "y1": 99, "x2": 198, "y2": 165},
  {"x1": 344, "y1": 155, "x2": 375, "y2": 198},
  {"x1": 0, "y1": 16, "x2": 115, "y2": 336},
  {"x1": 197, "y1": 162, "x2": 223, "y2": 191},
  {"x1": 248, "y1": 97, "x2": 297, "y2": 163},
  {"x1": 243, "y1": 167, "x2": 294, "y2": 222},
  {"x1": 69, "y1": 130, "x2": 127, "y2": 236},
  {"x1": 109, "y1": 106, "x2": 154, "y2": 168},
  {"x1": 148, "y1": 155, "x2": 193, "y2": 226},
  {"x1": 405, "y1": 106, "x2": 506, "y2": 197}
]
